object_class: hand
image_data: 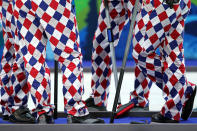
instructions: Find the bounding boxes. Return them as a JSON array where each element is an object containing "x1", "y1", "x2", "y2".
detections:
[
  {"x1": 166, "y1": 0, "x2": 174, "y2": 8},
  {"x1": 165, "y1": 0, "x2": 180, "y2": 9}
]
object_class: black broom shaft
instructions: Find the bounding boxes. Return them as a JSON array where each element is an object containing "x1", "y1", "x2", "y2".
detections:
[
  {"x1": 110, "y1": 69, "x2": 125, "y2": 123},
  {"x1": 54, "y1": 61, "x2": 58, "y2": 119}
]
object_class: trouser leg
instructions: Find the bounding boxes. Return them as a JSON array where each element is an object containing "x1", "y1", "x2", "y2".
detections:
[
  {"x1": 91, "y1": 0, "x2": 136, "y2": 106},
  {"x1": 15, "y1": 1, "x2": 53, "y2": 118},
  {"x1": 130, "y1": 65, "x2": 152, "y2": 107},
  {"x1": 132, "y1": 0, "x2": 195, "y2": 121},
  {"x1": 0, "y1": 0, "x2": 16, "y2": 116},
  {"x1": 15, "y1": 0, "x2": 88, "y2": 117}
]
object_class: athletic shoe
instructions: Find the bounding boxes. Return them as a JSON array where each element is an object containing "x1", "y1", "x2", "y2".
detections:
[
  {"x1": 151, "y1": 113, "x2": 179, "y2": 123},
  {"x1": 2, "y1": 115, "x2": 9, "y2": 121},
  {"x1": 85, "y1": 98, "x2": 107, "y2": 111},
  {"x1": 9, "y1": 107, "x2": 36, "y2": 123},
  {"x1": 181, "y1": 86, "x2": 197, "y2": 120},
  {"x1": 67, "y1": 114, "x2": 105, "y2": 124}
]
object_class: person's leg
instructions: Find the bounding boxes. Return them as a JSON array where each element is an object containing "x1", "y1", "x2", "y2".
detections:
[
  {"x1": 0, "y1": 1, "x2": 35, "y2": 123},
  {"x1": 150, "y1": 0, "x2": 196, "y2": 122},
  {"x1": 116, "y1": 65, "x2": 152, "y2": 117},
  {"x1": 5, "y1": 1, "x2": 36, "y2": 123},
  {"x1": 130, "y1": 65, "x2": 152, "y2": 108},
  {"x1": 14, "y1": 0, "x2": 53, "y2": 123},
  {"x1": 40, "y1": 0, "x2": 104, "y2": 123},
  {"x1": 15, "y1": 0, "x2": 104, "y2": 124},
  {"x1": 36, "y1": 0, "x2": 89, "y2": 117},
  {"x1": 130, "y1": 50, "x2": 165, "y2": 108},
  {"x1": 91, "y1": 0, "x2": 130, "y2": 108},
  {"x1": 161, "y1": 0, "x2": 196, "y2": 121},
  {"x1": 132, "y1": 0, "x2": 195, "y2": 122},
  {"x1": 114, "y1": 0, "x2": 153, "y2": 117},
  {"x1": 0, "y1": 0, "x2": 16, "y2": 119}
]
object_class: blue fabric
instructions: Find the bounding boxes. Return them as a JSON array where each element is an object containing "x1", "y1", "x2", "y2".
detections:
[{"x1": 1, "y1": 117, "x2": 197, "y2": 124}]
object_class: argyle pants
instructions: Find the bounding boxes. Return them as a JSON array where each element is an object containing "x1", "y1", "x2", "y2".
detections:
[
  {"x1": 91, "y1": 0, "x2": 151, "y2": 107},
  {"x1": 0, "y1": 0, "x2": 14, "y2": 116},
  {"x1": 0, "y1": 0, "x2": 28, "y2": 116},
  {"x1": 0, "y1": 0, "x2": 51, "y2": 117},
  {"x1": 132, "y1": 0, "x2": 195, "y2": 121},
  {"x1": 14, "y1": 0, "x2": 88, "y2": 117}
]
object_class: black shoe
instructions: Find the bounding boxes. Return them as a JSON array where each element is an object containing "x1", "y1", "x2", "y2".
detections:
[
  {"x1": 181, "y1": 86, "x2": 197, "y2": 120},
  {"x1": 85, "y1": 98, "x2": 107, "y2": 111},
  {"x1": 9, "y1": 107, "x2": 36, "y2": 123},
  {"x1": 2, "y1": 115, "x2": 9, "y2": 121},
  {"x1": 67, "y1": 114, "x2": 105, "y2": 124},
  {"x1": 151, "y1": 113, "x2": 179, "y2": 123},
  {"x1": 38, "y1": 113, "x2": 54, "y2": 124}
]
